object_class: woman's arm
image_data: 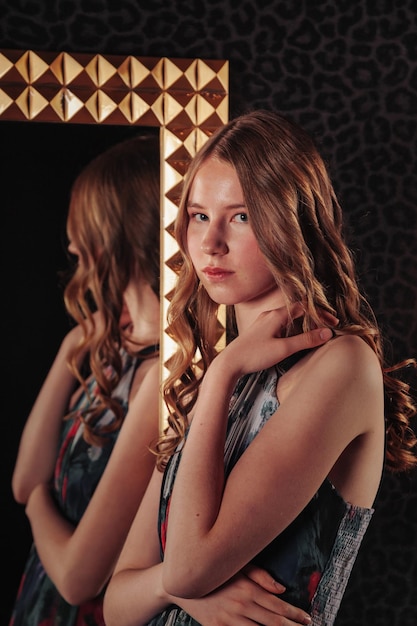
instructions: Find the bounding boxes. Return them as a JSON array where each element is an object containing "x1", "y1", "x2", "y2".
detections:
[
  {"x1": 162, "y1": 313, "x2": 382, "y2": 598},
  {"x1": 12, "y1": 325, "x2": 87, "y2": 503},
  {"x1": 104, "y1": 467, "x2": 312, "y2": 626},
  {"x1": 103, "y1": 318, "x2": 337, "y2": 625},
  {"x1": 103, "y1": 465, "x2": 170, "y2": 625},
  {"x1": 24, "y1": 358, "x2": 160, "y2": 605}
]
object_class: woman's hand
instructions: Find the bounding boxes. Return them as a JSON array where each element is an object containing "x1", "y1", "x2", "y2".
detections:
[
  {"x1": 182, "y1": 564, "x2": 311, "y2": 625},
  {"x1": 216, "y1": 304, "x2": 336, "y2": 379}
]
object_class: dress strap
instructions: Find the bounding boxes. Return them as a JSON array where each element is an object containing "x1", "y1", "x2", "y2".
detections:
[
  {"x1": 136, "y1": 343, "x2": 159, "y2": 358},
  {"x1": 277, "y1": 348, "x2": 313, "y2": 375}
]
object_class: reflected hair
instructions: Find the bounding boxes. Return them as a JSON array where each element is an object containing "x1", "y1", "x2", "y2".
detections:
[{"x1": 64, "y1": 133, "x2": 160, "y2": 446}]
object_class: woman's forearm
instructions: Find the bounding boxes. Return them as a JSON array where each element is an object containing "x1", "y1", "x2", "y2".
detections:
[
  {"x1": 25, "y1": 484, "x2": 86, "y2": 603},
  {"x1": 11, "y1": 333, "x2": 81, "y2": 503},
  {"x1": 104, "y1": 563, "x2": 173, "y2": 626},
  {"x1": 105, "y1": 565, "x2": 313, "y2": 626},
  {"x1": 163, "y1": 357, "x2": 237, "y2": 597}
]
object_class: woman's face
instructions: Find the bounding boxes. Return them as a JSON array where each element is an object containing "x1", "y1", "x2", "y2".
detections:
[{"x1": 186, "y1": 156, "x2": 282, "y2": 311}]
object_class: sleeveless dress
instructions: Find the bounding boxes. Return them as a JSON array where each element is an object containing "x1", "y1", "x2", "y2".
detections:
[
  {"x1": 148, "y1": 359, "x2": 374, "y2": 626},
  {"x1": 9, "y1": 344, "x2": 158, "y2": 626}
]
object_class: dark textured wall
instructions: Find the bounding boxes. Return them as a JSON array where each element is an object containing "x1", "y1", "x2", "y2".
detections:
[{"x1": 1, "y1": 1, "x2": 416, "y2": 624}]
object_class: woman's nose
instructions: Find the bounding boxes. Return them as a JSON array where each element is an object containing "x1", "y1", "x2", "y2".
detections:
[
  {"x1": 200, "y1": 227, "x2": 228, "y2": 255},
  {"x1": 68, "y1": 241, "x2": 77, "y2": 255}
]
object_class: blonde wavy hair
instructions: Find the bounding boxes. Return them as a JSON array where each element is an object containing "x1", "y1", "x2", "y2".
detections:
[
  {"x1": 155, "y1": 109, "x2": 416, "y2": 473},
  {"x1": 64, "y1": 133, "x2": 160, "y2": 446}
]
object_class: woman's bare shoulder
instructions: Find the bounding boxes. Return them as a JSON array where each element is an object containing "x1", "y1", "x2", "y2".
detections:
[
  {"x1": 129, "y1": 355, "x2": 160, "y2": 403},
  {"x1": 295, "y1": 333, "x2": 379, "y2": 373},
  {"x1": 278, "y1": 334, "x2": 382, "y2": 405},
  {"x1": 316, "y1": 334, "x2": 381, "y2": 378}
]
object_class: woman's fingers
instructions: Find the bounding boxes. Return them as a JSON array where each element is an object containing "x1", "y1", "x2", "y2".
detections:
[
  {"x1": 243, "y1": 563, "x2": 285, "y2": 593},
  {"x1": 242, "y1": 565, "x2": 312, "y2": 625}
]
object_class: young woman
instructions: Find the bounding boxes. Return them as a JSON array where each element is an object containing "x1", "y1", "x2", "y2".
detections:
[
  {"x1": 9, "y1": 134, "x2": 162, "y2": 626},
  {"x1": 103, "y1": 110, "x2": 417, "y2": 626}
]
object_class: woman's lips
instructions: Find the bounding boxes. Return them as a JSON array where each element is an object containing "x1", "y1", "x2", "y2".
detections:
[{"x1": 202, "y1": 267, "x2": 233, "y2": 281}]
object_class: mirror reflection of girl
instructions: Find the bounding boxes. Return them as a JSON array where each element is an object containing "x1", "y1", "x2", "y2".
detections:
[
  {"x1": 104, "y1": 110, "x2": 417, "y2": 626},
  {"x1": 9, "y1": 134, "x2": 162, "y2": 626}
]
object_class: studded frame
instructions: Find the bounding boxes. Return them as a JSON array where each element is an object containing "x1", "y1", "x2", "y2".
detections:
[{"x1": 0, "y1": 48, "x2": 229, "y2": 424}]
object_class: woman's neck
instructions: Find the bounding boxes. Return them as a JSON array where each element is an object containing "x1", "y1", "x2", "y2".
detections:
[
  {"x1": 234, "y1": 288, "x2": 286, "y2": 334},
  {"x1": 123, "y1": 280, "x2": 160, "y2": 348}
]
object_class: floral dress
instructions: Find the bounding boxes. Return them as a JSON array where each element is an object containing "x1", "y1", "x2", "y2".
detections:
[
  {"x1": 148, "y1": 358, "x2": 374, "y2": 626},
  {"x1": 9, "y1": 345, "x2": 158, "y2": 626}
]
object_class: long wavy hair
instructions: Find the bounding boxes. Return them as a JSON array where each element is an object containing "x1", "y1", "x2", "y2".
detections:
[
  {"x1": 64, "y1": 133, "x2": 160, "y2": 446},
  {"x1": 155, "y1": 109, "x2": 416, "y2": 473}
]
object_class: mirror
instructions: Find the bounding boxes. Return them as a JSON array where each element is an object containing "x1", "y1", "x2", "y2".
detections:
[{"x1": 0, "y1": 48, "x2": 229, "y2": 424}]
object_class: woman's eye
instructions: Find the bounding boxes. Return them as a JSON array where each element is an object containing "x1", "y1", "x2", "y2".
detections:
[
  {"x1": 234, "y1": 213, "x2": 248, "y2": 223},
  {"x1": 191, "y1": 212, "x2": 208, "y2": 222}
]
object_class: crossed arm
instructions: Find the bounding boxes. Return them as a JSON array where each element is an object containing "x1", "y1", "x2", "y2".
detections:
[
  {"x1": 12, "y1": 324, "x2": 160, "y2": 604},
  {"x1": 104, "y1": 311, "x2": 383, "y2": 625}
]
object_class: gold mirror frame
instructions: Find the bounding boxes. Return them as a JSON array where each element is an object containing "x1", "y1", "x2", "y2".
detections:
[{"x1": 0, "y1": 48, "x2": 229, "y2": 425}]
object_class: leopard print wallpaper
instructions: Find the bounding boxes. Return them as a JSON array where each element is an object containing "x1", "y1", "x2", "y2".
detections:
[{"x1": 1, "y1": 1, "x2": 416, "y2": 624}]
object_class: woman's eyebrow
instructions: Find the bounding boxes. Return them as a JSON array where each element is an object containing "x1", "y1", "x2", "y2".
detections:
[{"x1": 187, "y1": 201, "x2": 247, "y2": 210}]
